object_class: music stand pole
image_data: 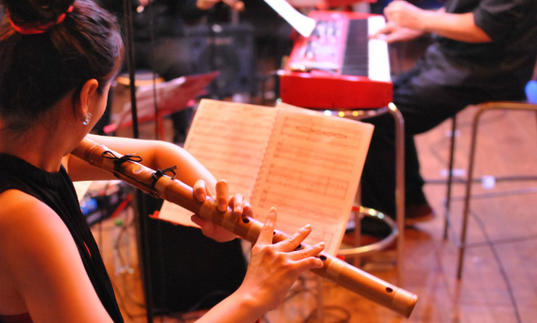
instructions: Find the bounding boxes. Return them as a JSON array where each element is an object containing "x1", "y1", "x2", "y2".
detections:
[{"x1": 123, "y1": 1, "x2": 154, "y2": 322}]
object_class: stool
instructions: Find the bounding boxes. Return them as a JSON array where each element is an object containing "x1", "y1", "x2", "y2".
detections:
[
  {"x1": 339, "y1": 205, "x2": 398, "y2": 257},
  {"x1": 324, "y1": 103, "x2": 406, "y2": 268},
  {"x1": 443, "y1": 101, "x2": 537, "y2": 279}
]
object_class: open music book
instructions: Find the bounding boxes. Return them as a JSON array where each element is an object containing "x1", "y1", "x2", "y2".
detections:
[{"x1": 156, "y1": 99, "x2": 374, "y2": 255}]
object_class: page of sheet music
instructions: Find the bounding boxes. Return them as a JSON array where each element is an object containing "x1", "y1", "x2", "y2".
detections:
[
  {"x1": 264, "y1": 0, "x2": 316, "y2": 37},
  {"x1": 73, "y1": 181, "x2": 93, "y2": 202},
  {"x1": 158, "y1": 99, "x2": 277, "y2": 226},
  {"x1": 250, "y1": 106, "x2": 374, "y2": 255}
]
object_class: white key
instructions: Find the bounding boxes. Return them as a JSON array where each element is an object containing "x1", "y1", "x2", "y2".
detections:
[{"x1": 368, "y1": 16, "x2": 391, "y2": 82}]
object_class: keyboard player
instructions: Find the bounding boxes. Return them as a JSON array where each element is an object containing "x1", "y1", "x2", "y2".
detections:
[{"x1": 362, "y1": 0, "x2": 537, "y2": 225}]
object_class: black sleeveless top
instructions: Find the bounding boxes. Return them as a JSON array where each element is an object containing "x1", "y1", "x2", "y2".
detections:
[{"x1": 0, "y1": 154, "x2": 124, "y2": 323}]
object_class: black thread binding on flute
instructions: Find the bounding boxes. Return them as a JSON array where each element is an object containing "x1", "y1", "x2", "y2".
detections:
[
  {"x1": 102, "y1": 151, "x2": 143, "y2": 174},
  {"x1": 151, "y1": 166, "x2": 177, "y2": 188}
]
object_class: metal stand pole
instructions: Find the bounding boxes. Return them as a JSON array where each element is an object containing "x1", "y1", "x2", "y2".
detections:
[{"x1": 123, "y1": 1, "x2": 154, "y2": 321}]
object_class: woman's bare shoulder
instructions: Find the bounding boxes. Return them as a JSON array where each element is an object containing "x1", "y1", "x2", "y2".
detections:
[
  {"x1": 0, "y1": 189, "x2": 69, "y2": 260},
  {"x1": 0, "y1": 189, "x2": 112, "y2": 322},
  {"x1": 0, "y1": 190, "x2": 68, "y2": 313},
  {"x1": 0, "y1": 189, "x2": 59, "y2": 231}
]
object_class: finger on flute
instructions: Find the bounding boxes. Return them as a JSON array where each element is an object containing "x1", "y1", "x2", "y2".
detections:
[
  {"x1": 258, "y1": 207, "x2": 277, "y2": 245},
  {"x1": 230, "y1": 193, "x2": 243, "y2": 217},
  {"x1": 215, "y1": 180, "x2": 229, "y2": 212},
  {"x1": 193, "y1": 180, "x2": 207, "y2": 202}
]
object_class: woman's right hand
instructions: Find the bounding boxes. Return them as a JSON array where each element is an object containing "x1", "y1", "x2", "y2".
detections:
[{"x1": 235, "y1": 207, "x2": 325, "y2": 312}]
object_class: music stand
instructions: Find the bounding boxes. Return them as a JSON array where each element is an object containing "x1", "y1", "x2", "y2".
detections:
[{"x1": 104, "y1": 71, "x2": 219, "y2": 139}]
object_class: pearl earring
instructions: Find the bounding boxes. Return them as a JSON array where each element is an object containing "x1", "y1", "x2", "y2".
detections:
[{"x1": 82, "y1": 113, "x2": 93, "y2": 126}]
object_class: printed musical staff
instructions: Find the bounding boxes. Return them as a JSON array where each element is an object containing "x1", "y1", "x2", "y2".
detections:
[{"x1": 159, "y1": 99, "x2": 373, "y2": 255}]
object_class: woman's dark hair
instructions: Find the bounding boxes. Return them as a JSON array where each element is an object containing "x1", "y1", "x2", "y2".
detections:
[{"x1": 0, "y1": 0, "x2": 123, "y2": 132}]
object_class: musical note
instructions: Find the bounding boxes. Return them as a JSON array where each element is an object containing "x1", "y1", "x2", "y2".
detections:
[
  {"x1": 159, "y1": 99, "x2": 373, "y2": 255},
  {"x1": 251, "y1": 106, "x2": 372, "y2": 255}
]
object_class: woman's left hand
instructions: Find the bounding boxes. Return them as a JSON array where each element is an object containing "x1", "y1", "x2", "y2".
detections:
[
  {"x1": 234, "y1": 207, "x2": 325, "y2": 312},
  {"x1": 191, "y1": 179, "x2": 253, "y2": 242}
]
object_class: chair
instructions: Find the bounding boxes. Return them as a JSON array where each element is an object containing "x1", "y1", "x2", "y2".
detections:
[{"x1": 443, "y1": 100, "x2": 537, "y2": 279}]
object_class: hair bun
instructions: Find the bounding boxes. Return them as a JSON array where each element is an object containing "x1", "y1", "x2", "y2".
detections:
[{"x1": 3, "y1": 0, "x2": 74, "y2": 26}]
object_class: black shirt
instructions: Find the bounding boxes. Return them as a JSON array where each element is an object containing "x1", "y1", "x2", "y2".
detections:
[
  {"x1": 0, "y1": 154, "x2": 124, "y2": 323},
  {"x1": 421, "y1": 0, "x2": 537, "y2": 98}
]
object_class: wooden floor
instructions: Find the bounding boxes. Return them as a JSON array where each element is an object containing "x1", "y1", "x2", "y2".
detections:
[{"x1": 90, "y1": 103, "x2": 537, "y2": 323}]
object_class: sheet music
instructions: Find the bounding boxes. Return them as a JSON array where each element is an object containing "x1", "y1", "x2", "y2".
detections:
[
  {"x1": 264, "y1": 0, "x2": 316, "y2": 37},
  {"x1": 185, "y1": 100, "x2": 277, "y2": 195},
  {"x1": 158, "y1": 100, "x2": 277, "y2": 226},
  {"x1": 250, "y1": 106, "x2": 373, "y2": 255},
  {"x1": 158, "y1": 100, "x2": 373, "y2": 256},
  {"x1": 73, "y1": 181, "x2": 93, "y2": 202}
]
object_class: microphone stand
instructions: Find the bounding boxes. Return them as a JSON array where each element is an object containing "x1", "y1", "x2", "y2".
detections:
[{"x1": 122, "y1": 0, "x2": 154, "y2": 322}]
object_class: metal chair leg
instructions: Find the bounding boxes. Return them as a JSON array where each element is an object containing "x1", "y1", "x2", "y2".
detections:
[
  {"x1": 443, "y1": 116, "x2": 457, "y2": 240},
  {"x1": 387, "y1": 103, "x2": 405, "y2": 269},
  {"x1": 457, "y1": 108, "x2": 485, "y2": 279},
  {"x1": 456, "y1": 102, "x2": 537, "y2": 279},
  {"x1": 332, "y1": 105, "x2": 405, "y2": 271}
]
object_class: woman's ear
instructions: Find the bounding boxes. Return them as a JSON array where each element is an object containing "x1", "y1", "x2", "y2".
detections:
[{"x1": 76, "y1": 79, "x2": 99, "y2": 123}]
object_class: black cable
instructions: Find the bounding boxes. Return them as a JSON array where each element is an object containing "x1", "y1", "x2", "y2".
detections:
[
  {"x1": 110, "y1": 279, "x2": 137, "y2": 320},
  {"x1": 104, "y1": 194, "x2": 145, "y2": 312},
  {"x1": 470, "y1": 209, "x2": 523, "y2": 323},
  {"x1": 106, "y1": 210, "x2": 146, "y2": 320},
  {"x1": 443, "y1": 186, "x2": 537, "y2": 202},
  {"x1": 467, "y1": 233, "x2": 537, "y2": 248}
]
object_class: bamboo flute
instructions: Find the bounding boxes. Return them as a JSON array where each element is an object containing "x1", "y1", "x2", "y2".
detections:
[{"x1": 72, "y1": 137, "x2": 418, "y2": 317}]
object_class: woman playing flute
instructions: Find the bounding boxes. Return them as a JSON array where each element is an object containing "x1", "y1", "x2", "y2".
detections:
[{"x1": 0, "y1": 1, "x2": 325, "y2": 322}]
